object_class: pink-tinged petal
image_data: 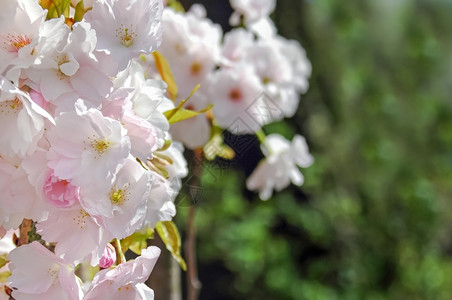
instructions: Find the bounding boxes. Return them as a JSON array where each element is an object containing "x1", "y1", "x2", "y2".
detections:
[
  {"x1": 101, "y1": 87, "x2": 132, "y2": 120},
  {"x1": 29, "y1": 89, "x2": 47, "y2": 110},
  {"x1": 8, "y1": 242, "x2": 65, "y2": 294},
  {"x1": 58, "y1": 264, "x2": 84, "y2": 300},
  {"x1": 122, "y1": 110, "x2": 158, "y2": 161},
  {"x1": 0, "y1": 77, "x2": 52, "y2": 157},
  {"x1": 40, "y1": 71, "x2": 73, "y2": 102},
  {"x1": 43, "y1": 172, "x2": 80, "y2": 208},
  {"x1": 70, "y1": 65, "x2": 112, "y2": 105},
  {"x1": 37, "y1": 205, "x2": 113, "y2": 266},
  {"x1": 47, "y1": 106, "x2": 130, "y2": 186},
  {"x1": 59, "y1": 53, "x2": 79, "y2": 77},
  {"x1": 84, "y1": 246, "x2": 160, "y2": 299},
  {"x1": 84, "y1": 158, "x2": 151, "y2": 239},
  {"x1": 170, "y1": 113, "x2": 210, "y2": 150},
  {"x1": 85, "y1": 0, "x2": 163, "y2": 72},
  {"x1": 12, "y1": 285, "x2": 70, "y2": 300}
]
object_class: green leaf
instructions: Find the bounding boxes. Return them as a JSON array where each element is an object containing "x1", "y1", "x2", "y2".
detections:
[
  {"x1": 121, "y1": 228, "x2": 154, "y2": 255},
  {"x1": 40, "y1": 0, "x2": 71, "y2": 19},
  {"x1": 166, "y1": 0, "x2": 185, "y2": 12},
  {"x1": 46, "y1": 6, "x2": 59, "y2": 19},
  {"x1": 156, "y1": 221, "x2": 187, "y2": 271},
  {"x1": 61, "y1": 0, "x2": 71, "y2": 18},
  {"x1": 0, "y1": 254, "x2": 8, "y2": 270},
  {"x1": 153, "y1": 51, "x2": 178, "y2": 101},
  {"x1": 163, "y1": 84, "x2": 213, "y2": 124},
  {"x1": 74, "y1": 0, "x2": 85, "y2": 22},
  {"x1": 0, "y1": 271, "x2": 11, "y2": 283},
  {"x1": 164, "y1": 106, "x2": 213, "y2": 125}
]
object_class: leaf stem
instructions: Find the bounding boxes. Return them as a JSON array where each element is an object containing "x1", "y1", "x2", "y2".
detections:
[{"x1": 256, "y1": 129, "x2": 267, "y2": 144}]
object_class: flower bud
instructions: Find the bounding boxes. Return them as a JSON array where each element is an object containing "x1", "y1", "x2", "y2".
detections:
[{"x1": 99, "y1": 243, "x2": 116, "y2": 268}]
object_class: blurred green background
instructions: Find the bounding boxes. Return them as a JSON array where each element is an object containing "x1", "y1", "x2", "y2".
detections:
[{"x1": 175, "y1": 0, "x2": 452, "y2": 299}]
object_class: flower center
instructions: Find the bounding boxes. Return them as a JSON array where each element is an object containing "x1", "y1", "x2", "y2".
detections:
[
  {"x1": 190, "y1": 62, "x2": 202, "y2": 76},
  {"x1": 83, "y1": 136, "x2": 112, "y2": 159},
  {"x1": 109, "y1": 184, "x2": 130, "y2": 206},
  {"x1": 47, "y1": 265, "x2": 59, "y2": 280},
  {"x1": 72, "y1": 210, "x2": 90, "y2": 229},
  {"x1": 4, "y1": 34, "x2": 32, "y2": 52},
  {"x1": 229, "y1": 88, "x2": 242, "y2": 102},
  {"x1": 55, "y1": 55, "x2": 70, "y2": 80},
  {"x1": 91, "y1": 139, "x2": 110, "y2": 155},
  {"x1": 262, "y1": 77, "x2": 271, "y2": 84},
  {"x1": 116, "y1": 25, "x2": 137, "y2": 47},
  {"x1": 0, "y1": 97, "x2": 22, "y2": 115}
]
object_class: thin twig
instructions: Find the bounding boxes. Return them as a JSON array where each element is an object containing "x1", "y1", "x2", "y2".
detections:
[{"x1": 185, "y1": 149, "x2": 203, "y2": 300}]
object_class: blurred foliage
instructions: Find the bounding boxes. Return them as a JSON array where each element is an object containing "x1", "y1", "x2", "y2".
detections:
[{"x1": 176, "y1": 0, "x2": 452, "y2": 299}]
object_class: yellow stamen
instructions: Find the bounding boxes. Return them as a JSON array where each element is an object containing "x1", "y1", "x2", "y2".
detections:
[
  {"x1": 0, "y1": 97, "x2": 22, "y2": 115},
  {"x1": 91, "y1": 139, "x2": 110, "y2": 155}
]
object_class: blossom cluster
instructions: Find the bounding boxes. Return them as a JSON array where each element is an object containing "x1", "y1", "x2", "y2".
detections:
[
  {"x1": 0, "y1": 0, "x2": 313, "y2": 298},
  {"x1": 155, "y1": 2, "x2": 313, "y2": 199}
]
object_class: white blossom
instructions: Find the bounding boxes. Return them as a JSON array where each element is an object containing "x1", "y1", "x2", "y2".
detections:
[{"x1": 247, "y1": 134, "x2": 314, "y2": 200}]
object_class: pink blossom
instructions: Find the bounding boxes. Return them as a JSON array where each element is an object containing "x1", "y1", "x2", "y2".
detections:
[
  {"x1": 85, "y1": 0, "x2": 163, "y2": 73},
  {"x1": 8, "y1": 242, "x2": 83, "y2": 300},
  {"x1": 23, "y1": 20, "x2": 112, "y2": 111},
  {"x1": 46, "y1": 102, "x2": 130, "y2": 187},
  {"x1": 84, "y1": 246, "x2": 160, "y2": 300},
  {"x1": 81, "y1": 158, "x2": 151, "y2": 239},
  {"x1": 0, "y1": 156, "x2": 46, "y2": 230},
  {"x1": 209, "y1": 66, "x2": 265, "y2": 133},
  {"x1": 0, "y1": 0, "x2": 46, "y2": 82},
  {"x1": 122, "y1": 109, "x2": 159, "y2": 161},
  {"x1": 37, "y1": 205, "x2": 113, "y2": 266},
  {"x1": 0, "y1": 77, "x2": 54, "y2": 158}
]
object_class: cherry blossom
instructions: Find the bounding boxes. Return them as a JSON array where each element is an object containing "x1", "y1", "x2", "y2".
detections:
[
  {"x1": 46, "y1": 101, "x2": 130, "y2": 187},
  {"x1": 24, "y1": 20, "x2": 112, "y2": 111},
  {"x1": 247, "y1": 134, "x2": 314, "y2": 200},
  {"x1": 229, "y1": 0, "x2": 276, "y2": 26},
  {"x1": 8, "y1": 242, "x2": 83, "y2": 300},
  {"x1": 81, "y1": 158, "x2": 152, "y2": 239},
  {"x1": 85, "y1": 0, "x2": 163, "y2": 72},
  {"x1": 0, "y1": 0, "x2": 46, "y2": 82},
  {"x1": 0, "y1": 77, "x2": 53, "y2": 158},
  {"x1": 210, "y1": 66, "x2": 265, "y2": 133},
  {"x1": 84, "y1": 246, "x2": 160, "y2": 300},
  {"x1": 0, "y1": 156, "x2": 47, "y2": 230},
  {"x1": 36, "y1": 205, "x2": 113, "y2": 266},
  {"x1": 0, "y1": 0, "x2": 314, "y2": 296}
]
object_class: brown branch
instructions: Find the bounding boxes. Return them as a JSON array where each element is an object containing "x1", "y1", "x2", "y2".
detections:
[
  {"x1": 186, "y1": 205, "x2": 201, "y2": 300},
  {"x1": 18, "y1": 219, "x2": 32, "y2": 246},
  {"x1": 185, "y1": 148, "x2": 203, "y2": 300}
]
